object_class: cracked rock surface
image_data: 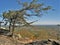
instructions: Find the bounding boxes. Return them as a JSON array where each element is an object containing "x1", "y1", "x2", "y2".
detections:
[{"x1": 0, "y1": 35, "x2": 60, "y2": 45}]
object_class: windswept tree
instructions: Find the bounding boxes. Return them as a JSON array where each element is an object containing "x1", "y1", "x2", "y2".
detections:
[
  {"x1": 3, "y1": 11, "x2": 16, "y2": 35},
  {"x1": 2, "y1": 0, "x2": 51, "y2": 36}
]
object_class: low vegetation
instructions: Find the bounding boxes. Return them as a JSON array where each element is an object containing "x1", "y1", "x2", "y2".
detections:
[{"x1": 13, "y1": 26, "x2": 60, "y2": 41}]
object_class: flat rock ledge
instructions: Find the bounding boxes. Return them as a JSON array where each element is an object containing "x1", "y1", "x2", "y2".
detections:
[
  {"x1": 0, "y1": 35, "x2": 60, "y2": 45},
  {"x1": 25, "y1": 39, "x2": 60, "y2": 45},
  {"x1": 0, "y1": 35, "x2": 24, "y2": 45}
]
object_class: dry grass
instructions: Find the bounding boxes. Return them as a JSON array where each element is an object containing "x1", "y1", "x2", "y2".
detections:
[
  {"x1": 0, "y1": 26, "x2": 60, "y2": 44},
  {"x1": 14, "y1": 26, "x2": 60, "y2": 41}
]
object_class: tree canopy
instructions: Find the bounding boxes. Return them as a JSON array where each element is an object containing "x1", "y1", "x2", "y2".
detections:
[{"x1": 2, "y1": 0, "x2": 51, "y2": 36}]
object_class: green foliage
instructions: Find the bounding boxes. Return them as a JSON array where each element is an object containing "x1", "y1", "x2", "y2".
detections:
[
  {"x1": 2, "y1": 0, "x2": 51, "y2": 36},
  {"x1": 3, "y1": 0, "x2": 51, "y2": 25}
]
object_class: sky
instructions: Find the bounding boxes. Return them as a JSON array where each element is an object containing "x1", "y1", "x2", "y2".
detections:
[{"x1": 0, "y1": 0, "x2": 60, "y2": 25}]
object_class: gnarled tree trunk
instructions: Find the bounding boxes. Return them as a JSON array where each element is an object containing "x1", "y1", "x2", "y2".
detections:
[{"x1": 11, "y1": 20, "x2": 15, "y2": 36}]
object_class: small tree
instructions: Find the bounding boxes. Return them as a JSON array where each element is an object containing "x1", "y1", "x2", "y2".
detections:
[{"x1": 2, "y1": 0, "x2": 51, "y2": 36}]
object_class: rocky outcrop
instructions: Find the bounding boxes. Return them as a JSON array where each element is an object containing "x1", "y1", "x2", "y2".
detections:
[
  {"x1": 25, "y1": 40, "x2": 48, "y2": 45},
  {"x1": 25, "y1": 39, "x2": 60, "y2": 45},
  {"x1": 48, "y1": 39, "x2": 60, "y2": 45},
  {"x1": 0, "y1": 35, "x2": 25, "y2": 45},
  {"x1": 0, "y1": 32, "x2": 60, "y2": 45}
]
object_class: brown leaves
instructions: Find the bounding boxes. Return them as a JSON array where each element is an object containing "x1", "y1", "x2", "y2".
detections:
[
  {"x1": 42, "y1": 6, "x2": 51, "y2": 10},
  {"x1": 23, "y1": 2, "x2": 29, "y2": 7}
]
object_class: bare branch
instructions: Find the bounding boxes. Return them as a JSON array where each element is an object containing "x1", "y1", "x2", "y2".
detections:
[
  {"x1": 18, "y1": 0, "x2": 37, "y2": 12},
  {"x1": 23, "y1": 20, "x2": 38, "y2": 26}
]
